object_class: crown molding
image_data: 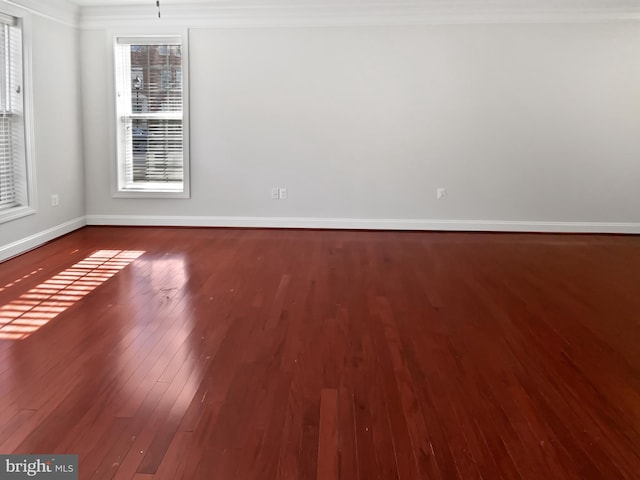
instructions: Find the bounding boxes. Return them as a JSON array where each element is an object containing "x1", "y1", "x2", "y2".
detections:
[
  {"x1": 79, "y1": 1, "x2": 640, "y2": 29},
  {"x1": 1, "y1": 0, "x2": 79, "y2": 27}
]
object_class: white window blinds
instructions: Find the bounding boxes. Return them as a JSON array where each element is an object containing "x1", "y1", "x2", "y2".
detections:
[
  {"x1": 0, "y1": 14, "x2": 27, "y2": 211},
  {"x1": 114, "y1": 37, "x2": 185, "y2": 192}
]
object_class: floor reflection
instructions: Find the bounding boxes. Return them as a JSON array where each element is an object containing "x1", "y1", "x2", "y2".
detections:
[
  {"x1": 120, "y1": 253, "x2": 200, "y2": 413},
  {"x1": 0, "y1": 250, "x2": 145, "y2": 340},
  {"x1": 0, "y1": 268, "x2": 44, "y2": 293}
]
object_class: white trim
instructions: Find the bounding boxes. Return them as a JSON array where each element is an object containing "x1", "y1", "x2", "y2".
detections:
[
  {"x1": 0, "y1": 0, "x2": 78, "y2": 28},
  {"x1": 21, "y1": 7, "x2": 38, "y2": 218},
  {"x1": 80, "y1": 2, "x2": 640, "y2": 29},
  {"x1": 2, "y1": 214, "x2": 636, "y2": 263},
  {"x1": 85, "y1": 215, "x2": 640, "y2": 234},
  {"x1": 0, "y1": 216, "x2": 86, "y2": 262},
  {"x1": 0, "y1": 205, "x2": 35, "y2": 224}
]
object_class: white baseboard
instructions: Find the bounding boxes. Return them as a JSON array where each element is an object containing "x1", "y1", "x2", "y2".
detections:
[
  {"x1": 85, "y1": 215, "x2": 640, "y2": 234},
  {"x1": 0, "y1": 216, "x2": 86, "y2": 262},
  {"x1": 2, "y1": 214, "x2": 635, "y2": 264}
]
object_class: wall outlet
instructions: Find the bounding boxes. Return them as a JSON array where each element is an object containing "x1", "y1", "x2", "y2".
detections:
[
  {"x1": 436, "y1": 187, "x2": 446, "y2": 200},
  {"x1": 51, "y1": 194, "x2": 59, "y2": 206},
  {"x1": 279, "y1": 187, "x2": 287, "y2": 200},
  {"x1": 271, "y1": 187, "x2": 279, "y2": 200}
]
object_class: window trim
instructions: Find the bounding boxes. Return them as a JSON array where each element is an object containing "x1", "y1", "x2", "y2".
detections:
[
  {"x1": 0, "y1": 6, "x2": 37, "y2": 224},
  {"x1": 108, "y1": 28, "x2": 190, "y2": 199}
]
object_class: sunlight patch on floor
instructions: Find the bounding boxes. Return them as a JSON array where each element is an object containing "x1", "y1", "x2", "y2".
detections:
[
  {"x1": 0, "y1": 250, "x2": 145, "y2": 340},
  {"x1": 0, "y1": 268, "x2": 44, "y2": 293}
]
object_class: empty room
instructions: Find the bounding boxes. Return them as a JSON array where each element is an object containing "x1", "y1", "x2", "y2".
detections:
[{"x1": 0, "y1": 0, "x2": 639, "y2": 478}]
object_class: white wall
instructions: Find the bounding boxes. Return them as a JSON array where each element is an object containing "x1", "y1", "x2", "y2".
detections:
[
  {"x1": 0, "y1": 5, "x2": 636, "y2": 261},
  {"x1": 82, "y1": 21, "x2": 640, "y2": 231},
  {"x1": 0, "y1": 7, "x2": 85, "y2": 260}
]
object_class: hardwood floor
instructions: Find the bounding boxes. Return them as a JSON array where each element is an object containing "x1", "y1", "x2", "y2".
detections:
[{"x1": 0, "y1": 226, "x2": 639, "y2": 479}]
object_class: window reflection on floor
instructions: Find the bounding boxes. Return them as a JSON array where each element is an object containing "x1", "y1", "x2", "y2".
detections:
[
  {"x1": 0, "y1": 250, "x2": 145, "y2": 340},
  {"x1": 0, "y1": 268, "x2": 44, "y2": 293}
]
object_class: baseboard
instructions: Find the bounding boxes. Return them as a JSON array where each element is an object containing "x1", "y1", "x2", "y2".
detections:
[
  {"x1": 85, "y1": 215, "x2": 640, "y2": 234},
  {"x1": 0, "y1": 216, "x2": 87, "y2": 262},
  {"x1": 2, "y1": 214, "x2": 635, "y2": 265}
]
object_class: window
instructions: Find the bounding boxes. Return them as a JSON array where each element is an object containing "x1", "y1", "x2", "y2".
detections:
[
  {"x1": 114, "y1": 35, "x2": 189, "y2": 196},
  {"x1": 0, "y1": 11, "x2": 33, "y2": 223}
]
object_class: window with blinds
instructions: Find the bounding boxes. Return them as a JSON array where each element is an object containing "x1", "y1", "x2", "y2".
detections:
[
  {"x1": 0, "y1": 13, "x2": 28, "y2": 214},
  {"x1": 114, "y1": 36, "x2": 187, "y2": 194}
]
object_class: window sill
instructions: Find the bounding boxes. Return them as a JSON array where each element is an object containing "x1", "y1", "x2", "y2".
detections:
[
  {"x1": 113, "y1": 188, "x2": 189, "y2": 199},
  {"x1": 0, "y1": 205, "x2": 36, "y2": 224}
]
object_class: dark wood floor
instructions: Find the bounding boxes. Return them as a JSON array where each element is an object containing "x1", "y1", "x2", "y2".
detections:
[{"x1": 0, "y1": 227, "x2": 639, "y2": 479}]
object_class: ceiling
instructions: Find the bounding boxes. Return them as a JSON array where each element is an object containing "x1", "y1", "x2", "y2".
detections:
[
  {"x1": 65, "y1": 0, "x2": 640, "y2": 29},
  {"x1": 67, "y1": 0, "x2": 640, "y2": 8}
]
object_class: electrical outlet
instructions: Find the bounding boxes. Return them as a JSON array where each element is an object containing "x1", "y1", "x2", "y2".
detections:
[
  {"x1": 436, "y1": 188, "x2": 446, "y2": 200},
  {"x1": 51, "y1": 194, "x2": 59, "y2": 207},
  {"x1": 279, "y1": 188, "x2": 287, "y2": 200},
  {"x1": 271, "y1": 187, "x2": 279, "y2": 200}
]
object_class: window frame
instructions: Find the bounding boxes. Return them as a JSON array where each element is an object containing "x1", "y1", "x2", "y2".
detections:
[
  {"x1": 108, "y1": 28, "x2": 190, "y2": 199},
  {"x1": 0, "y1": 6, "x2": 37, "y2": 224}
]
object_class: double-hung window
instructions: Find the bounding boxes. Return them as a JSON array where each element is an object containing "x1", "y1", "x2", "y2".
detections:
[
  {"x1": 0, "y1": 11, "x2": 33, "y2": 223},
  {"x1": 114, "y1": 35, "x2": 189, "y2": 197}
]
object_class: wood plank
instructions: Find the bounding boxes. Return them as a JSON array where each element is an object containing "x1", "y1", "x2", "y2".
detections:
[{"x1": 317, "y1": 389, "x2": 338, "y2": 480}]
